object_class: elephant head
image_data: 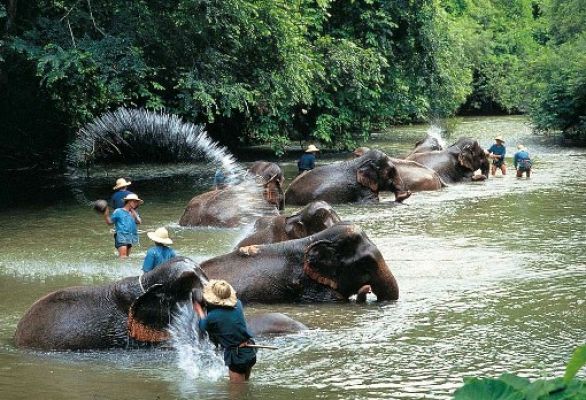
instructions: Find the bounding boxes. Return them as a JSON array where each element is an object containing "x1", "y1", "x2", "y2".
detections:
[
  {"x1": 408, "y1": 134, "x2": 444, "y2": 156},
  {"x1": 302, "y1": 223, "x2": 399, "y2": 302},
  {"x1": 284, "y1": 200, "x2": 341, "y2": 239},
  {"x1": 356, "y1": 149, "x2": 411, "y2": 202},
  {"x1": 248, "y1": 161, "x2": 285, "y2": 211},
  {"x1": 449, "y1": 138, "x2": 488, "y2": 174}
]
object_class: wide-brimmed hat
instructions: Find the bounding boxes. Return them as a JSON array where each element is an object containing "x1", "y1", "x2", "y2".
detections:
[
  {"x1": 113, "y1": 178, "x2": 132, "y2": 190},
  {"x1": 147, "y1": 227, "x2": 173, "y2": 245},
  {"x1": 306, "y1": 144, "x2": 320, "y2": 153},
  {"x1": 517, "y1": 144, "x2": 525, "y2": 150},
  {"x1": 123, "y1": 193, "x2": 144, "y2": 204},
  {"x1": 203, "y1": 280, "x2": 237, "y2": 307},
  {"x1": 494, "y1": 135, "x2": 505, "y2": 143}
]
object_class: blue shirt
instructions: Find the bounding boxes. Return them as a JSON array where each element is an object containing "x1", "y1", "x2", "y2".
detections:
[
  {"x1": 514, "y1": 150, "x2": 531, "y2": 168},
  {"x1": 488, "y1": 144, "x2": 506, "y2": 160},
  {"x1": 142, "y1": 245, "x2": 176, "y2": 272},
  {"x1": 111, "y1": 189, "x2": 133, "y2": 209},
  {"x1": 110, "y1": 208, "x2": 139, "y2": 245},
  {"x1": 297, "y1": 153, "x2": 316, "y2": 171}
]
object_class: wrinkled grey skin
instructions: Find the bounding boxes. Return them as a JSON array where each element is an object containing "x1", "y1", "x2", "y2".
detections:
[
  {"x1": 247, "y1": 161, "x2": 285, "y2": 211},
  {"x1": 247, "y1": 313, "x2": 308, "y2": 336},
  {"x1": 285, "y1": 149, "x2": 411, "y2": 205},
  {"x1": 391, "y1": 158, "x2": 446, "y2": 192},
  {"x1": 406, "y1": 134, "x2": 444, "y2": 157},
  {"x1": 236, "y1": 200, "x2": 341, "y2": 248},
  {"x1": 201, "y1": 222, "x2": 399, "y2": 303},
  {"x1": 406, "y1": 137, "x2": 489, "y2": 183},
  {"x1": 14, "y1": 257, "x2": 207, "y2": 350}
]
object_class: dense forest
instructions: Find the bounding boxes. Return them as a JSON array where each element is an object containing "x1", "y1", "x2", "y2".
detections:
[{"x1": 0, "y1": 0, "x2": 584, "y2": 170}]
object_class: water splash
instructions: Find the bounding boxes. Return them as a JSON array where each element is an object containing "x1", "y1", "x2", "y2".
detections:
[
  {"x1": 65, "y1": 107, "x2": 273, "y2": 225},
  {"x1": 427, "y1": 124, "x2": 447, "y2": 148},
  {"x1": 168, "y1": 304, "x2": 226, "y2": 385}
]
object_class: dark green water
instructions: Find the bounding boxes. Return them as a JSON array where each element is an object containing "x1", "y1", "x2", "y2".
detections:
[{"x1": 1, "y1": 116, "x2": 584, "y2": 399}]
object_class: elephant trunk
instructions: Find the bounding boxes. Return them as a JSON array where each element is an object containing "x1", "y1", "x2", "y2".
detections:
[{"x1": 369, "y1": 261, "x2": 399, "y2": 301}]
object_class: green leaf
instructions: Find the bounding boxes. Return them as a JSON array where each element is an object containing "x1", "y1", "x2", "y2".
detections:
[
  {"x1": 564, "y1": 345, "x2": 586, "y2": 384},
  {"x1": 453, "y1": 378, "x2": 525, "y2": 400}
]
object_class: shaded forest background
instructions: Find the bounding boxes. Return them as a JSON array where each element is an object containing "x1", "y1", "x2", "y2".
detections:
[{"x1": 0, "y1": 0, "x2": 584, "y2": 171}]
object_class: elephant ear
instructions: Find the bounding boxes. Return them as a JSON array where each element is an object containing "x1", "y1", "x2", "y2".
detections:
[
  {"x1": 284, "y1": 215, "x2": 306, "y2": 239},
  {"x1": 128, "y1": 284, "x2": 171, "y2": 343},
  {"x1": 303, "y1": 240, "x2": 340, "y2": 291},
  {"x1": 457, "y1": 144, "x2": 476, "y2": 171},
  {"x1": 357, "y1": 162, "x2": 379, "y2": 192}
]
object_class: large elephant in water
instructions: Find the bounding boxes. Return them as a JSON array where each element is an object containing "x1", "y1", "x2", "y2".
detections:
[
  {"x1": 246, "y1": 161, "x2": 285, "y2": 210},
  {"x1": 201, "y1": 222, "x2": 399, "y2": 303},
  {"x1": 236, "y1": 200, "x2": 341, "y2": 247},
  {"x1": 285, "y1": 149, "x2": 411, "y2": 205},
  {"x1": 406, "y1": 137, "x2": 489, "y2": 183},
  {"x1": 406, "y1": 134, "x2": 444, "y2": 157},
  {"x1": 14, "y1": 257, "x2": 207, "y2": 350},
  {"x1": 391, "y1": 158, "x2": 445, "y2": 192}
]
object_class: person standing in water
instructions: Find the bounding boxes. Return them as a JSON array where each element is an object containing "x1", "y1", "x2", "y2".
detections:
[
  {"x1": 142, "y1": 227, "x2": 176, "y2": 272},
  {"x1": 194, "y1": 280, "x2": 257, "y2": 383},
  {"x1": 110, "y1": 178, "x2": 134, "y2": 209},
  {"x1": 487, "y1": 135, "x2": 507, "y2": 176},
  {"x1": 297, "y1": 144, "x2": 319, "y2": 174},
  {"x1": 514, "y1": 144, "x2": 533, "y2": 178},
  {"x1": 103, "y1": 193, "x2": 143, "y2": 258}
]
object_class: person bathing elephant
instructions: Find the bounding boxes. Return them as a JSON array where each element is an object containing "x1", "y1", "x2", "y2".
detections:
[
  {"x1": 201, "y1": 222, "x2": 399, "y2": 303},
  {"x1": 405, "y1": 137, "x2": 489, "y2": 183},
  {"x1": 235, "y1": 200, "x2": 341, "y2": 247},
  {"x1": 179, "y1": 162, "x2": 285, "y2": 227},
  {"x1": 285, "y1": 149, "x2": 411, "y2": 206}
]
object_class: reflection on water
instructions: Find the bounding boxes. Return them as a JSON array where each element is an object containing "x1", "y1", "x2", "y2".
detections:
[{"x1": 1, "y1": 116, "x2": 585, "y2": 399}]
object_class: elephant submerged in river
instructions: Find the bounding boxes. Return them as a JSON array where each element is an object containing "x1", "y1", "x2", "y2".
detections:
[
  {"x1": 14, "y1": 258, "x2": 307, "y2": 350},
  {"x1": 391, "y1": 158, "x2": 445, "y2": 192},
  {"x1": 406, "y1": 137, "x2": 489, "y2": 183},
  {"x1": 201, "y1": 222, "x2": 399, "y2": 303},
  {"x1": 179, "y1": 162, "x2": 285, "y2": 227},
  {"x1": 285, "y1": 149, "x2": 411, "y2": 205},
  {"x1": 236, "y1": 200, "x2": 341, "y2": 247}
]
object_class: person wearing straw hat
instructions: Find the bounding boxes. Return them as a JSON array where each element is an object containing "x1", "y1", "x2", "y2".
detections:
[
  {"x1": 514, "y1": 144, "x2": 533, "y2": 178},
  {"x1": 142, "y1": 227, "x2": 177, "y2": 272},
  {"x1": 110, "y1": 178, "x2": 134, "y2": 209},
  {"x1": 194, "y1": 280, "x2": 257, "y2": 383},
  {"x1": 297, "y1": 144, "x2": 319, "y2": 174},
  {"x1": 487, "y1": 135, "x2": 507, "y2": 176},
  {"x1": 103, "y1": 193, "x2": 143, "y2": 258}
]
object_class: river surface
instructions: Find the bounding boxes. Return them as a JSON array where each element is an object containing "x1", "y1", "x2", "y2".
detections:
[{"x1": 1, "y1": 116, "x2": 584, "y2": 399}]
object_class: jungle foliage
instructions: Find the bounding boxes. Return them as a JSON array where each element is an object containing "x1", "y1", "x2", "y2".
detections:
[
  {"x1": 453, "y1": 344, "x2": 586, "y2": 399},
  {"x1": 0, "y1": 0, "x2": 584, "y2": 170}
]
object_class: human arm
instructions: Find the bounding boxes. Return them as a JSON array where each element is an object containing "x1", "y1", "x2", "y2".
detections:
[
  {"x1": 194, "y1": 302, "x2": 208, "y2": 332},
  {"x1": 513, "y1": 152, "x2": 519, "y2": 169},
  {"x1": 142, "y1": 248, "x2": 155, "y2": 272},
  {"x1": 104, "y1": 207, "x2": 113, "y2": 225},
  {"x1": 130, "y1": 207, "x2": 142, "y2": 224}
]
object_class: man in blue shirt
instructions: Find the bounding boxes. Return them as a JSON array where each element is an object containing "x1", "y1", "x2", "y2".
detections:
[
  {"x1": 514, "y1": 144, "x2": 533, "y2": 178},
  {"x1": 487, "y1": 136, "x2": 507, "y2": 176},
  {"x1": 194, "y1": 280, "x2": 256, "y2": 383},
  {"x1": 297, "y1": 144, "x2": 319, "y2": 174},
  {"x1": 143, "y1": 227, "x2": 176, "y2": 272},
  {"x1": 103, "y1": 193, "x2": 142, "y2": 258},
  {"x1": 110, "y1": 178, "x2": 134, "y2": 209}
]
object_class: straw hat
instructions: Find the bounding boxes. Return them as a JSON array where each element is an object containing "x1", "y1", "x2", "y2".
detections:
[
  {"x1": 203, "y1": 280, "x2": 237, "y2": 307},
  {"x1": 123, "y1": 193, "x2": 144, "y2": 204},
  {"x1": 113, "y1": 178, "x2": 132, "y2": 190},
  {"x1": 494, "y1": 135, "x2": 505, "y2": 143},
  {"x1": 353, "y1": 147, "x2": 370, "y2": 157},
  {"x1": 306, "y1": 144, "x2": 320, "y2": 153},
  {"x1": 517, "y1": 144, "x2": 525, "y2": 150},
  {"x1": 147, "y1": 227, "x2": 173, "y2": 245}
]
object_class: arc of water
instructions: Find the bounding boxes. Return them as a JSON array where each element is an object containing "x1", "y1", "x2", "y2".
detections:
[{"x1": 65, "y1": 107, "x2": 272, "y2": 224}]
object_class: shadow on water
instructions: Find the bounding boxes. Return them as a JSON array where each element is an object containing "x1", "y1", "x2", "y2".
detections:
[{"x1": 1, "y1": 116, "x2": 585, "y2": 399}]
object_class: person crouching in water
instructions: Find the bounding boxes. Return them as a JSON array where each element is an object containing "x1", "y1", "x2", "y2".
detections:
[
  {"x1": 194, "y1": 280, "x2": 257, "y2": 383},
  {"x1": 514, "y1": 144, "x2": 533, "y2": 178},
  {"x1": 142, "y1": 227, "x2": 176, "y2": 272},
  {"x1": 103, "y1": 193, "x2": 142, "y2": 258}
]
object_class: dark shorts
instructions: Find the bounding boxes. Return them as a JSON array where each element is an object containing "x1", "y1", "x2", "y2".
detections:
[
  {"x1": 229, "y1": 357, "x2": 256, "y2": 374},
  {"x1": 114, "y1": 234, "x2": 133, "y2": 249},
  {"x1": 492, "y1": 159, "x2": 505, "y2": 167}
]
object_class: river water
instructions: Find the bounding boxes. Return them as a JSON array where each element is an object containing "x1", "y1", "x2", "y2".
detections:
[{"x1": 1, "y1": 116, "x2": 584, "y2": 399}]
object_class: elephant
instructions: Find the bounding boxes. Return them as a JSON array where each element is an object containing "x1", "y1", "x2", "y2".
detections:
[
  {"x1": 406, "y1": 134, "x2": 444, "y2": 157},
  {"x1": 405, "y1": 137, "x2": 489, "y2": 183},
  {"x1": 391, "y1": 158, "x2": 445, "y2": 192},
  {"x1": 14, "y1": 257, "x2": 208, "y2": 350},
  {"x1": 247, "y1": 313, "x2": 308, "y2": 336},
  {"x1": 235, "y1": 200, "x2": 341, "y2": 248},
  {"x1": 246, "y1": 161, "x2": 285, "y2": 211},
  {"x1": 201, "y1": 222, "x2": 399, "y2": 303},
  {"x1": 285, "y1": 149, "x2": 411, "y2": 206}
]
